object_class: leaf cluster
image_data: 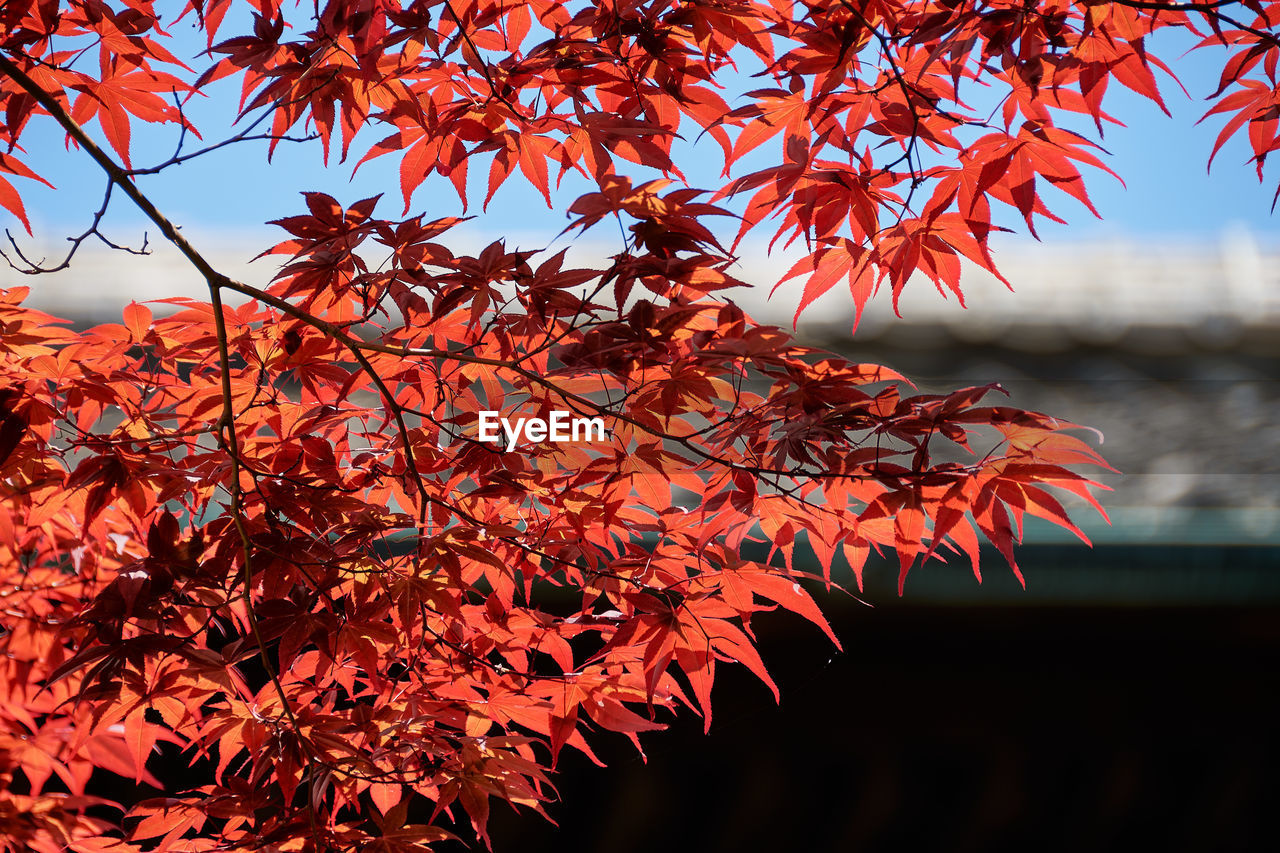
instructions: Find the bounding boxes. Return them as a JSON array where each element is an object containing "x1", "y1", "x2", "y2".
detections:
[{"x1": 1, "y1": 1, "x2": 1273, "y2": 850}]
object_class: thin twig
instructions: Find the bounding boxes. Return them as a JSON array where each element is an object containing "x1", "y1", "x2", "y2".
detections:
[{"x1": 0, "y1": 179, "x2": 150, "y2": 274}]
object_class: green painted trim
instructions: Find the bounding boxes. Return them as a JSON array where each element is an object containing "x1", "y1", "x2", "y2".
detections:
[{"x1": 1023, "y1": 506, "x2": 1280, "y2": 546}]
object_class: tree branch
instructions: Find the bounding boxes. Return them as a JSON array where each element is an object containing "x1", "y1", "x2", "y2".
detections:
[{"x1": 0, "y1": 178, "x2": 150, "y2": 275}]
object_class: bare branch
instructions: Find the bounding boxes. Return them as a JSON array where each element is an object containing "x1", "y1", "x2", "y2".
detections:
[{"x1": 0, "y1": 179, "x2": 150, "y2": 275}]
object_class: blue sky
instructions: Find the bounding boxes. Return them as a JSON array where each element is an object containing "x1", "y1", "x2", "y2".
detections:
[{"x1": 6, "y1": 25, "x2": 1277, "y2": 256}]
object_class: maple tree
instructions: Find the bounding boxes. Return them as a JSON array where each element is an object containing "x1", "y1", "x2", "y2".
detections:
[{"x1": 0, "y1": 0, "x2": 1276, "y2": 850}]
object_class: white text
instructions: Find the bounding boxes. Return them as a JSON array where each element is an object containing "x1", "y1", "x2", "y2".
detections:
[{"x1": 477, "y1": 411, "x2": 606, "y2": 451}]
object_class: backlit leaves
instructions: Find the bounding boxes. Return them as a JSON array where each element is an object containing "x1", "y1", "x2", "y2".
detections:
[{"x1": 0, "y1": 1, "x2": 1274, "y2": 851}]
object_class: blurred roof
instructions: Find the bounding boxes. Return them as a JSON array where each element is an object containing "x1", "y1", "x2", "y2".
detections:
[
  {"x1": 8, "y1": 227, "x2": 1280, "y2": 345},
  {"x1": 5, "y1": 229, "x2": 1278, "y2": 593}
]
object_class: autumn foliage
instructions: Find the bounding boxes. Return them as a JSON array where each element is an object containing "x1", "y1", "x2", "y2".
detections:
[{"x1": 1, "y1": 0, "x2": 1276, "y2": 850}]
